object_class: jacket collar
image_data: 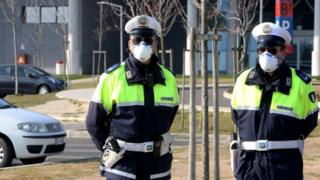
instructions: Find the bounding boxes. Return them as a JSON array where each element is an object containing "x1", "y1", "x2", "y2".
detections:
[
  {"x1": 124, "y1": 53, "x2": 166, "y2": 86},
  {"x1": 245, "y1": 62, "x2": 292, "y2": 94}
]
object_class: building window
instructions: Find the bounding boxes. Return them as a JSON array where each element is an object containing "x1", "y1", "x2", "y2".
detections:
[
  {"x1": 57, "y1": 7, "x2": 68, "y2": 23},
  {"x1": 26, "y1": 7, "x2": 40, "y2": 23},
  {"x1": 23, "y1": 6, "x2": 68, "y2": 24},
  {"x1": 41, "y1": 7, "x2": 56, "y2": 23}
]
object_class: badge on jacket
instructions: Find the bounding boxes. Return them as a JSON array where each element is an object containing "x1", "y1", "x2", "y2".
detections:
[
  {"x1": 126, "y1": 71, "x2": 132, "y2": 79},
  {"x1": 309, "y1": 92, "x2": 316, "y2": 103}
]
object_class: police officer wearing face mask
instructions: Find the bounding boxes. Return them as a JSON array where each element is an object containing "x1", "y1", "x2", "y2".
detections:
[
  {"x1": 86, "y1": 15, "x2": 179, "y2": 180},
  {"x1": 230, "y1": 22, "x2": 319, "y2": 180}
]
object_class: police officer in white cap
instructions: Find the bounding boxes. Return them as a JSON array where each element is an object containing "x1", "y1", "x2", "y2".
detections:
[
  {"x1": 230, "y1": 22, "x2": 318, "y2": 179},
  {"x1": 86, "y1": 15, "x2": 179, "y2": 180}
]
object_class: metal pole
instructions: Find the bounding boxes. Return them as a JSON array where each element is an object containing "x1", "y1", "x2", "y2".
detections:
[
  {"x1": 312, "y1": 0, "x2": 320, "y2": 76},
  {"x1": 169, "y1": 49, "x2": 173, "y2": 71},
  {"x1": 98, "y1": 3, "x2": 103, "y2": 75},
  {"x1": 120, "y1": 6, "x2": 123, "y2": 62},
  {"x1": 104, "y1": 51, "x2": 107, "y2": 69},
  {"x1": 92, "y1": 52, "x2": 95, "y2": 76},
  {"x1": 259, "y1": 0, "x2": 263, "y2": 23},
  {"x1": 181, "y1": 48, "x2": 186, "y2": 129},
  {"x1": 13, "y1": 21, "x2": 18, "y2": 95},
  {"x1": 185, "y1": 0, "x2": 198, "y2": 75},
  {"x1": 92, "y1": 51, "x2": 95, "y2": 85},
  {"x1": 297, "y1": 40, "x2": 301, "y2": 69}
]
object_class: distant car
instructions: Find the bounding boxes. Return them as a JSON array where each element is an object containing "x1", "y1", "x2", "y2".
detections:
[
  {"x1": 0, "y1": 64, "x2": 66, "y2": 98},
  {"x1": 0, "y1": 99, "x2": 66, "y2": 167}
]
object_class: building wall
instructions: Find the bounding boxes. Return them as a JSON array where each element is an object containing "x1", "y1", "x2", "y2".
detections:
[
  {"x1": 0, "y1": 0, "x2": 314, "y2": 75},
  {"x1": 0, "y1": 0, "x2": 68, "y2": 74}
]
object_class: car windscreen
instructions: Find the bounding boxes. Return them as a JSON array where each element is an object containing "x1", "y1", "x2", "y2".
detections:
[
  {"x1": 31, "y1": 67, "x2": 51, "y2": 76},
  {"x1": 0, "y1": 99, "x2": 13, "y2": 109}
]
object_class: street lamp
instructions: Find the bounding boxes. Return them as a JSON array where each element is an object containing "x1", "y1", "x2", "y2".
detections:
[{"x1": 97, "y1": 1, "x2": 123, "y2": 63}]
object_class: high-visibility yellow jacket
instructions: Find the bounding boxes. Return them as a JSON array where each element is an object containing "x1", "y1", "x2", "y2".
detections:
[
  {"x1": 86, "y1": 54, "x2": 179, "y2": 179},
  {"x1": 231, "y1": 63, "x2": 318, "y2": 180}
]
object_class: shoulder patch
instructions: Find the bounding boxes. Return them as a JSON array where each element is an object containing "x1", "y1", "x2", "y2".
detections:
[
  {"x1": 295, "y1": 69, "x2": 311, "y2": 84},
  {"x1": 159, "y1": 64, "x2": 176, "y2": 77},
  {"x1": 105, "y1": 63, "x2": 120, "y2": 74},
  {"x1": 237, "y1": 67, "x2": 250, "y2": 78},
  {"x1": 309, "y1": 92, "x2": 316, "y2": 103}
]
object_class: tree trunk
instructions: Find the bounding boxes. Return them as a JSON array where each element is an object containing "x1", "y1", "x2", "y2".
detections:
[
  {"x1": 64, "y1": 34, "x2": 70, "y2": 88},
  {"x1": 239, "y1": 34, "x2": 249, "y2": 71},
  {"x1": 232, "y1": 45, "x2": 238, "y2": 83},
  {"x1": 200, "y1": 0, "x2": 209, "y2": 179},
  {"x1": 188, "y1": 28, "x2": 196, "y2": 180},
  {"x1": 212, "y1": 29, "x2": 220, "y2": 180}
]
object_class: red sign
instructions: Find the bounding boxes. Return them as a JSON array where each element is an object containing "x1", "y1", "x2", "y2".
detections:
[
  {"x1": 275, "y1": 0, "x2": 293, "y2": 37},
  {"x1": 275, "y1": 0, "x2": 293, "y2": 17}
]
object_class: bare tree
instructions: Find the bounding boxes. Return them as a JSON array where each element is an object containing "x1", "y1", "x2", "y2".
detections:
[
  {"x1": 174, "y1": 0, "x2": 188, "y2": 30},
  {"x1": 92, "y1": 4, "x2": 117, "y2": 75},
  {"x1": 175, "y1": 1, "x2": 223, "y2": 179},
  {"x1": 92, "y1": 6, "x2": 114, "y2": 44},
  {"x1": 30, "y1": 17, "x2": 44, "y2": 67},
  {"x1": 200, "y1": 0, "x2": 209, "y2": 179},
  {"x1": 0, "y1": 0, "x2": 19, "y2": 95},
  {"x1": 209, "y1": 1, "x2": 223, "y2": 179},
  {"x1": 27, "y1": 0, "x2": 44, "y2": 67},
  {"x1": 47, "y1": 0, "x2": 70, "y2": 86},
  {"x1": 188, "y1": 28, "x2": 197, "y2": 180},
  {"x1": 201, "y1": 1, "x2": 223, "y2": 179},
  {"x1": 117, "y1": 0, "x2": 179, "y2": 65},
  {"x1": 220, "y1": 0, "x2": 259, "y2": 72}
]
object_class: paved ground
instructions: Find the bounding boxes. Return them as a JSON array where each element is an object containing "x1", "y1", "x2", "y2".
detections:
[
  {"x1": 27, "y1": 99, "x2": 88, "y2": 122},
  {"x1": 26, "y1": 99, "x2": 89, "y2": 139}
]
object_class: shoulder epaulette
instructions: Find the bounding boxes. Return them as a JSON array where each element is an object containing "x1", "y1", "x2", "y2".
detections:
[
  {"x1": 159, "y1": 64, "x2": 176, "y2": 77},
  {"x1": 166, "y1": 68, "x2": 176, "y2": 77},
  {"x1": 105, "y1": 63, "x2": 120, "y2": 74},
  {"x1": 295, "y1": 69, "x2": 311, "y2": 84},
  {"x1": 237, "y1": 67, "x2": 250, "y2": 78}
]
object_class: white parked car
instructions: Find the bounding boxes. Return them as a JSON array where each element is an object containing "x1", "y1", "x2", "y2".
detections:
[{"x1": 0, "y1": 99, "x2": 66, "y2": 167}]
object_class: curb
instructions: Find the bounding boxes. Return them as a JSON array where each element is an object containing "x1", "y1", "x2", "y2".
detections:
[
  {"x1": 0, "y1": 157, "x2": 101, "y2": 170},
  {"x1": 178, "y1": 84, "x2": 233, "y2": 89}
]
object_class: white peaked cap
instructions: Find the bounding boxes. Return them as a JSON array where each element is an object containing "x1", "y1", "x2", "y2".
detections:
[
  {"x1": 125, "y1": 15, "x2": 161, "y2": 36},
  {"x1": 252, "y1": 22, "x2": 292, "y2": 45}
]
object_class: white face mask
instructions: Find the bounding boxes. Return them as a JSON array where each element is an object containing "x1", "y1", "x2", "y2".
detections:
[
  {"x1": 258, "y1": 51, "x2": 279, "y2": 72},
  {"x1": 132, "y1": 42, "x2": 152, "y2": 62}
]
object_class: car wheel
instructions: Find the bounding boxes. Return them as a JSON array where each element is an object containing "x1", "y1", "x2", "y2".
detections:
[
  {"x1": 0, "y1": 138, "x2": 14, "y2": 167},
  {"x1": 38, "y1": 85, "x2": 50, "y2": 94},
  {"x1": 20, "y1": 157, "x2": 46, "y2": 165}
]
